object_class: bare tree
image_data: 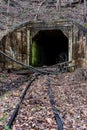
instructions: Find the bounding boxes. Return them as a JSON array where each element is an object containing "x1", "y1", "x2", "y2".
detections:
[
  {"x1": 6, "y1": 0, "x2": 10, "y2": 30},
  {"x1": 56, "y1": 0, "x2": 61, "y2": 12},
  {"x1": 83, "y1": 0, "x2": 87, "y2": 22}
]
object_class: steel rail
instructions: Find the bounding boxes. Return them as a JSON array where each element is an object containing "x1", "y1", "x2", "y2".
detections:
[
  {"x1": 4, "y1": 74, "x2": 64, "y2": 130},
  {"x1": 5, "y1": 75, "x2": 37, "y2": 130},
  {"x1": 47, "y1": 77, "x2": 63, "y2": 130}
]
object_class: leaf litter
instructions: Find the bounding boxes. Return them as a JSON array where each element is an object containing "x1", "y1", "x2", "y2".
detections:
[{"x1": 0, "y1": 68, "x2": 87, "y2": 129}]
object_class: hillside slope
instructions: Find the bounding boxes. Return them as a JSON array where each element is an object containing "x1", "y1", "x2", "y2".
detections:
[{"x1": 0, "y1": 0, "x2": 87, "y2": 39}]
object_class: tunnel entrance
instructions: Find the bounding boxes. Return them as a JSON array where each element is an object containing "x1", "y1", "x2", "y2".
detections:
[{"x1": 32, "y1": 29, "x2": 68, "y2": 66}]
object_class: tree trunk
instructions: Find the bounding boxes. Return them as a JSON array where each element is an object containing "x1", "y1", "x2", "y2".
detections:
[
  {"x1": 83, "y1": 0, "x2": 87, "y2": 22},
  {"x1": 56, "y1": 0, "x2": 61, "y2": 12}
]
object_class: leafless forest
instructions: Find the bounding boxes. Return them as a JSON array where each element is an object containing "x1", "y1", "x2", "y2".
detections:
[{"x1": 0, "y1": 0, "x2": 87, "y2": 40}]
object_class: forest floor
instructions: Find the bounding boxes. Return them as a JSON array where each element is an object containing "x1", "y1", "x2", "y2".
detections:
[{"x1": 0, "y1": 68, "x2": 87, "y2": 130}]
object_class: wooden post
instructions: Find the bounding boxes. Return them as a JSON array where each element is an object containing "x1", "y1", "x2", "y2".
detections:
[
  {"x1": 27, "y1": 29, "x2": 30, "y2": 65},
  {"x1": 69, "y1": 29, "x2": 73, "y2": 62},
  {"x1": 21, "y1": 31, "x2": 24, "y2": 62},
  {"x1": 72, "y1": 24, "x2": 78, "y2": 64},
  {"x1": 83, "y1": 35, "x2": 87, "y2": 67}
]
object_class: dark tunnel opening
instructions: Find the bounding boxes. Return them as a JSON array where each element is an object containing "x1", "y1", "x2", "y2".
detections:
[{"x1": 32, "y1": 30, "x2": 68, "y2": 66}]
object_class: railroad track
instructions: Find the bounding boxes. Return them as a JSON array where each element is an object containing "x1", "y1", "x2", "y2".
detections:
[
  {"x1": 0, "y1": 51, "x2": 86, "y2": 129},
  {"x1": 0, "y1": 50, "x2": 77, "y2": 130},
  {"x1": 5, "y1": 73, "x2": 64, "y2": 130},
  {"x1": 5, "y1": 74, "x2": 38, "y2": 130}
]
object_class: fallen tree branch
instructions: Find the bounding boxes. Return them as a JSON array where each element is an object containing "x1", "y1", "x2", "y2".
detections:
[{"x1": 0, "y1": 50, "x2": 50, "y2": 74}]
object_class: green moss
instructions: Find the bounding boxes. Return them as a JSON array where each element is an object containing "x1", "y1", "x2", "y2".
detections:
[
  {"x1": 0, "y1": 112, "x2": 7, "y2": 121},
  {"x1": 67, "y1": 66, "x2": 75, "y2": 72},
  {"x1": 31, "y1": 105, "x2": 42, "y2": 111},
  {"x1": 32, "y1": 41, "x2": 39, "y2": 66},
  {"x1": 5, "y1": 125, "x2": 11, "y2": 130},
  {"x1": 83, "y1": 24, "x2": 87, "y2": 28},
  {"x1": 1, "y1": 74, "x2": 6, "y2": 80}
]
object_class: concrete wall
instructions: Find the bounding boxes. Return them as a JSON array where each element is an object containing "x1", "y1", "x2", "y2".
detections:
[
  {"x1": 0, "y1": 21, "x2": 87, "y2": 69},
  {"x1": 72, "y1": 24, "x2": 87, "y2": 68}
]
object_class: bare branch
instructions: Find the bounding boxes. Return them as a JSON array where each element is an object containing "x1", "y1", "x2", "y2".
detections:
[
  {"x1": 56, "y1": 0, "x2": 61, "y2": 12},
  {"x1": 34, "y1": 0, "x2": 47, "y2": 22}
]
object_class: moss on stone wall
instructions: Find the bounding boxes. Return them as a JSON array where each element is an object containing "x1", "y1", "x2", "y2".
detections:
[{"x1": 32, "y1": 41, "x2": 39, "y2": 66}]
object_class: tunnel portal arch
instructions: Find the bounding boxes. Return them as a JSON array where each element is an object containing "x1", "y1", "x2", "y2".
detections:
[{"x1": 32, "y1": 29, "x2": 68, "y2": 66}]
